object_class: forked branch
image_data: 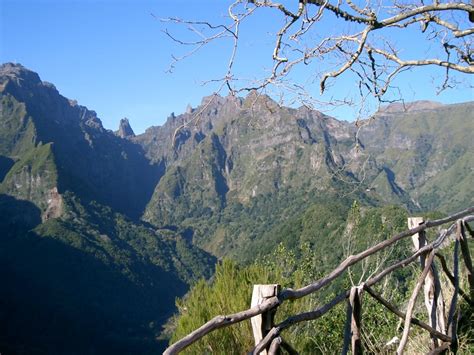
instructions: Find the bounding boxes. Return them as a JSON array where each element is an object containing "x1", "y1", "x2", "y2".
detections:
[{"x1": 161, "y1": 1, "x2": 474, "y2": 109}]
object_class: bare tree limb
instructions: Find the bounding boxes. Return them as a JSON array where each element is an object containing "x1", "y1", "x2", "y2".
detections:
[
  {"x1": 163, "y1": 296, "x2": 280, "y2": 355},
  {"x1": 364, "y1": 285, "x2": 451, "y2": 343},
  {"x1": 460, "y1": 221, "x2": 474, "y2": 301},
  {"x1": 280, "y1": 208, "x2": 474, "y2": 301},
  {"x1": 397, "y1": 250, "x2": 436, "y2": 355},
  {"x1": 446, "y1": 221, "x2": 461, "y2": 353},
  {"x1": 435, "y1": 252, "x2": 473, "y2": 306}
]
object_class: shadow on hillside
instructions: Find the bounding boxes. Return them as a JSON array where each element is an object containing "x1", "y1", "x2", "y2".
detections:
[
  {"x1": 0, "y1": 156, "x2": 14, "y2": 182},
  {"x1": 0, "y1": 195, "x2": 183, "y2": 354}
]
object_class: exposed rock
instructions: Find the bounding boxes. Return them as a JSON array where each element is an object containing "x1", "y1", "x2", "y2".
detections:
[
  {"x1": 116, "y1": 117, "x2": 135, "y2": 138},
  {"x1": 42, "y1": 187, "x2": 63, "y2": 221},
  {"x1": 0, "y1": 63, "x2": 162, "y2": 219},
  {"x1": 0, "y1": 62, "x2": 42, "y2": 87}
]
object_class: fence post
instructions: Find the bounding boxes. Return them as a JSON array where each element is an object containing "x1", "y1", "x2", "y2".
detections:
[
  {"x1": 251, "y1": 284, "x2": 281, "y2": 355},
  {"x1": 343, "y1": 285, "x2": 364, "y2": 355},
  {"x1": 350, "y1": 286, "x2": 363, "y2": 354},
  {"x1": 408, "y1": 217, "x2": 446, "y2": 348},
  {"x1": 447, "y1": 221, "x2": 461, "y2": 353},
  {"x1": 459, "y1": 221, "x2": 474, "y2": 302}
]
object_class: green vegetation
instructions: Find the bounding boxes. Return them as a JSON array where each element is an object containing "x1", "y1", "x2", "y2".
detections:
[
  {"x1": 0, "y1": 192, "x2": 215, "y2": 354},
  {"x1": 0, "y1": 94, "x2": 36, "y2": 156},
  {"x1": 170, "y1": 206, "x2": 474, "y2": 353},
  {"x1": 0, "y1": 143, "x2": 58, "y2": 210},
  {"x1": 4, "y1": 142, "x2": 57, "y2": 178},
  {"x1": 171, "y1": 251, "x2": 402, "y2": 353},
  {"x1": 360, "y1": 102, "x2": 474, "y2": 213}
]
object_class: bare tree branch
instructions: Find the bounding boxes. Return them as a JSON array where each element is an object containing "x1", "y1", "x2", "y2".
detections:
[{"x1": 160, "y1": 1, "x2": 473, "y2": 112}]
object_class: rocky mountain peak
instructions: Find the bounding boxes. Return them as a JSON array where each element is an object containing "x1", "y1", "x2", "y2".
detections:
[
  {"x1": 0, "y1": 62, "x2": 42, "y2": 90},
  {"x1": 117, "y1": 117, "x2": 135, "y2": 138},
  {"x1": 0, "y1": 62, "x2": 36, "y2": 77}
]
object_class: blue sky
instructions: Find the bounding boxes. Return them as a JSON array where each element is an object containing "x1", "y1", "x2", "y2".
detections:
[{"x1": 1, "y1": 0, "x2": 472, "y2": 133}]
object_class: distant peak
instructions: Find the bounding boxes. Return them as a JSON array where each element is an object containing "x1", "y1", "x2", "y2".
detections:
[
  {"x1": 186, "y1": 104, "x2": 193, "y2": 114},
  {"x1": 117, "y1": 117, "x2": 135, "y2": 138},
  {"x1": 244, "y1": 89, "x2": 260, "y2": 101},
  {"x1": 0, "y1": 63, "x2": 45, "y2": 94},
  {"x1": 200, "y1": 93, "x2": 223, "y2": 106},
  {"x1": 379, "y1": 100, "x2": 443, "y2": 113},
  {"x1": 0, "y1": 62, "x2": 27, "y2": 73},
  {"x1": 244, "y1": 90, "x2": 275, "y2": 103},
  {"x1": 0, "y1": 62, "x2": 41, "y2": 82}
]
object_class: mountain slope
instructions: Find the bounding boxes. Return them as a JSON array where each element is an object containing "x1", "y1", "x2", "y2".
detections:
[
  {"x1": 0, "y1": 63, "x2": 215, "y2": 354},
  {"x1": 0, "y1": 63, "x2": 163, "y2": 219},
  {"x1": 358, "y1": 101, "x2": 474, "y2": 212},
  {"x1": 137, "y1": 93, "x2": 473, "y2": 259},
  {"x1": 0, "y1": 192, "x2": 215, "y2": 353}
]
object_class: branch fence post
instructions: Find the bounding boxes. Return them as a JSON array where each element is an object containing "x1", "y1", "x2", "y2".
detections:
[
  {"x1": 447, "y1": 221, "x2": 461, "y2": 354},
  {"x1": 460, "y1": 221, "x2": 474, "y2": 302},
  {"x1": 408, "y1": 217, "x2": 446, "y2": 349},
  {"x1": 350, "y1": 286, "x2": 364, "y2": 354},
  {"x1": 251, "y1": 284, "x2": 281, "y2": 355}
]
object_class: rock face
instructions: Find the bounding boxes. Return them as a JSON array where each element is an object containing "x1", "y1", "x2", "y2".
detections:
[
  {"x1": 132, "y1": 90, "x2": 473, "y2": 256},
  {"x1": 43, "y1": 186, "x2": 63, "y2": 221},
  {"x1": 0, "y1": 63, "x2": 162, "y2": 219},
  {"x1": 137, "y1": 91, "x2": 473, "y2": 228},
  {"x1": 140, "y1": 93, "x2": 356, "y2": 228},
  {"x1": 356, "y1": 102, "x2": 474, "y2": 212},
  {"x1": 116, "y1": 117, "x2": 135, "y2": 138}
]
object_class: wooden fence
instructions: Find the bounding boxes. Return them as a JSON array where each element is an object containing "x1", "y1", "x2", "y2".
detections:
[{"x1": 164, "y1": 206, "x2": 474, "y2": 354}]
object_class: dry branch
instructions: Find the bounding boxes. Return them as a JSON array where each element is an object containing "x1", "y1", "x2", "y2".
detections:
[
  {"x1": 409, "y1": 217, "x2": 446, "y2": 346},
  {"x1": 460, "y1": 221, "x2": 474, "y2": 301},
  {"x1": 163, "y1": 296, "x2": 280, "y2": 355},
  {"x1": 364, "y1": 285, "x2": 451, "y2": 343},
  {"x1": 397, "y1": 250, "x2": 436, "y2": 355},
  {"x1": 342, "y1": 295, "x2": 352, "y2": 355},
  {"x1": 435, "y1": 253, "x2": 473, "y2": 306},
  {"x1": 162, "y1": 0, "x2": 474, "y2": 110},
  {"x1": 268, "y1": 336, "x2": 282, "y2": 355},
  {"x1": 280, "y1": 207, "x2": 474, "y2": 301},
  {"x1": 446, "y1": 222, "x2": 460, "y2": 353},
  {"x1": 349, "y1": 286, "x2": 363, "y2": 354}
]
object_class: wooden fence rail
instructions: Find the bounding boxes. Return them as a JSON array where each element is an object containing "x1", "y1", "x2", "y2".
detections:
[{"x1": 164, "y1": 206, "x2": 474, "y2": 354}]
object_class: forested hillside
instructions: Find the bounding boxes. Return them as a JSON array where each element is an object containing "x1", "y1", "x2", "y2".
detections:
[{"x1": 0, "y1": 63, "x2": 215, "y2": 353}]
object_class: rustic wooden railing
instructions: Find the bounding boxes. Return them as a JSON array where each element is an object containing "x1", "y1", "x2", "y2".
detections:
[{"x1": 164, "y1": 206, "x2": 474, "y2": 354}]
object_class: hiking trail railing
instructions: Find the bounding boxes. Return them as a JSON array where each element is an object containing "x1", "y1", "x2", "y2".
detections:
[{"x1": 164, "y1": 206, "x2": 474, "y2": 354}]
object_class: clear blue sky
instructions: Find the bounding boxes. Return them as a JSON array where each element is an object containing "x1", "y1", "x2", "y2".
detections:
[{"x1": 1, "y1": 0, "x2": 472, "y2": 133}]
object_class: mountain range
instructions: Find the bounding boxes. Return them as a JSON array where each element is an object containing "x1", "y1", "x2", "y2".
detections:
[{"x1": 0, "y1": 63, "x2": 472, "y2": 353}]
